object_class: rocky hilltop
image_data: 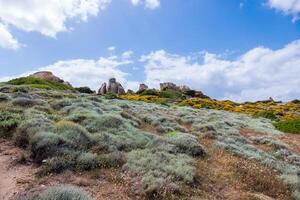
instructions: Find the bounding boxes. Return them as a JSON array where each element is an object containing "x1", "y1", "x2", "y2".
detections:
[{"x1": 30, "y1": 71, "x2": 72, "y2": 87}]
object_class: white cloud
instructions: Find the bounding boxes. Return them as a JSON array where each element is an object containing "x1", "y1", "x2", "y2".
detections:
[
  {"x1": 0, "y1": 54, "x2": 133, "y2": 91},
  {"x1": 0, "y1": 0, "x2": 111, "y2": 50},
  {"x1": 122, "y1": 50, "x2": 134, "y2": 59},
  {"x1": 131, "y1": 0, "x2": 160, "y2": 9},
  {"x1": 0, "y1": 23, "x2": 21, "y2": 50},
  {"x1": 267, "y1": 0, "x2": 300, "y2": 21},
  {"x1": 108, "y1": 46, "x2": 116, "y2": 51},
  {"x1": 131, "y1": 0, "x2": 140, "y2": 6},
  {"x1": 141, "y1": 40, "x2": 300, "y2": 102}
]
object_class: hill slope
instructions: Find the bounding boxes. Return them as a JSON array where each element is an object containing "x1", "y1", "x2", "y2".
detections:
[{"x1": 0, "y1": 83, "x2": 299, "y2": 200}]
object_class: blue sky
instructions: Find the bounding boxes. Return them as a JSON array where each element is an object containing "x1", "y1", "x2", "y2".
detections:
[{"x1": 0, "y1": 0, "x2": 300, "y2": 101}]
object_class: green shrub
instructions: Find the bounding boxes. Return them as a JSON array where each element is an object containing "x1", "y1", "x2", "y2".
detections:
[
  {"x1": 97, "y1": 152, "x2": 126, "y2": 168},
  {"x1": 0, "y1": 109, "x2": 22, "y2": 137},
  {"x1": 76, "y1": 152, "x2": 99, "y2": 171},
  {"x1": 138, "y1": 89, "x2": 158, "y2": 96},
  {"x1": 83, "y1": 114, "x2": 125, "y2": 133},
  {"x1": 159, "y1": 89, "x2": 182, "y2": 99},
  {"x1": 51, "y1": 98, "x2": 72, "y2": 110},
  {"x1": 75, "y1": 87, "x2": 94, "y2": 94},
  {"x1": 104, "y1": 92, "x2": 118, "y2": 99},
  {"x1": 253, "y1": 111, "x2": 278, "y2": 121},
  {"x1": 13, "y1": 109, "x2": 55, "y2": 148},
  {"x1": 0, "y1": 93, "x2": 10, "y2": 102},
  {"x1": 8, "y1": 77, "x2": 73, "y2": 91},
  {"x1": 28, "y1": 185, "x2": 93, "y2": 200},
  {"x1": 55, "y1": 121, "x2": 93, "y2": 149},
  {"x1": 124, "y1": 149, "x2": 196, "y2": 195},
  {"x1": 30, "y1": 132, "x2": 71, "y2": 163},
  {"x1": 12, "y1": 97, "x2": 43, "y2": 107},
  {"x1": 38, "y1": 155, "x2": 76, "y2": 176},
  {"x1": 274, "y1": 118, "x2": 300, "y2": 134}
]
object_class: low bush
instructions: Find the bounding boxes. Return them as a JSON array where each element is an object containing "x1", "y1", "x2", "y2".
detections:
[
  {"x1": 0, "y1": 109, "x2": 22, "y2": 137},
  {"x1": 253, "y1": 111, "x2": 278, "y2": 121},
  {"x1": 0, "y1": 93, "x2": 10, "y2": 102},
  {"x1": 13, "y1": 109, "x2": 55, "y2": 148},
  {"x1": 104, "y1": 92, "x2": 118, "y2": 99},
  {"x1": 50, "y1": 98, "x2": 72, "y2": 110},
  {"x1": 274, "y1": 118, "x2": 300, "y2": 134},
  {"x1": 38, "y1": 155, "x2": 77, "y2": 176},
  {"x1": 75, "y1": 87, "x2": 94, "y2": 94},
  {"x1": 124, "y1": 149, "x2": 196, "y2": 195},
  {"x1": 12, "y1": 97, "x2": 43, "y2": 107},
  {"x1": 165, "y1": 132, "x2": 206, "y2": 157},
  {"x1": 55, "y1": 121, "x2": 93, "y2": 149},
  {"x1": 76, "y1": 152, "x2": 99, "y2": 171},
  {"x1": 27, "y1": 185, "x2": 93, "y2": 200},
  {"x1": 97, "y1": 151, "x2": 126, "y2": 168},
  {"x1": 30, "y1": 131, "x2": 71, "y2": 163},
  {"x1": 83, "y1": 114, "x2": 125, "y2": 133},
  {"x1": 8, "y1": 77, "x2": 73, "y2": 91},
  {"x1": 159, "y1": 89, "x2": 182, "y2": 99},
  {"x1": 138, "y1": 89, "x2": 158, "y2": 96}
]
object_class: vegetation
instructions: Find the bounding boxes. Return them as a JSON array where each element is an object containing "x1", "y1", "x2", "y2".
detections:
[
  {"x1": 274, "y1": 118, "x2": 300, "y2": 134},
  {"x1": 253, "y1": 110, "x2": 278, "y2": 120},
  {"x1": 75, "y1": 87, "x2": 94, "y2": 94},
  {"x1": 0, "y1": 81, "x2": 299, "y2": 199},
  {"x1": 159, "y1": 89, "x2": 182, "y2": 99},
  {"x1": 0, "y1": 108, "x2": 22, "y2": 137},
  {"x1": 8, "y1": 77, "x2": 73, "y2": 90},
  {"x1": 27, "y1": 185, "x2": 93, "y2": 200}
]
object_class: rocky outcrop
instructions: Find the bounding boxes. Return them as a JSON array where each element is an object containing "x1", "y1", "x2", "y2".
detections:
[
  {"x1": 30, "y1": 71, "x2": 72, "y2": 87},
  {"x1": 98, "y1": 78, "x2": 125, "y2": 95},
  {"x1": 98, "y1": 83, "x2": 107, "y2": 95},
  {"x1": 139, "y1": 84, "x2": 148, "y2": 91},
  {"x1": 160, "y1": 82, "x2": 180, "y2": 91},
  {"x1": 127, "y1": 89, "x2": 134, "y2": 95},
  {"x1": 180, "y1": 85, "x2": 191, "y2": 91}
]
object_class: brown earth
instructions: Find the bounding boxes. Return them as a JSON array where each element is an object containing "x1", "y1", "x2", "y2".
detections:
[{"x1": 0, "y1": 139, "x2": 36, "y2": 200}]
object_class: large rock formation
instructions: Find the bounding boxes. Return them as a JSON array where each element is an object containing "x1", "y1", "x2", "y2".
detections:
[
  {"x1": 139, "y1": 84, "x2": 148, "y2": 91},
  {"x1": 30, "y1": 71, "x2": 72, "y2": 87},
  {"x1": 160, "y1": 82, "x2": 180, "y2": 91},
  {"x1": 98, "y1": 78, "x2": 125, "y2": 95}
]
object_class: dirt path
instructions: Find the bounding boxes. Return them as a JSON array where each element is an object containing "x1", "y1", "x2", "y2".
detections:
[{"x1": 0, "y1": 139, "x2": 36, "y2": 200}]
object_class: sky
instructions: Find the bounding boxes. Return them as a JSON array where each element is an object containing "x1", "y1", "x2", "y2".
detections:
[{"x1": 0, "y1": 0, "x2": 300, "y2": 102}]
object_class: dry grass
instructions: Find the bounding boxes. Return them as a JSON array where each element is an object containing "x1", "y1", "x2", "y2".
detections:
[{"x1": 187, "y1": 138, "x2": 293, "y2": 200}]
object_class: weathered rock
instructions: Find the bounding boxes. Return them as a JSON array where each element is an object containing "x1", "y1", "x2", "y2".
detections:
[
  {"x1": 31, "y1": 71, "x2": 63, "y2": 83},
  {"x1": 127, "y1": 89, "x2": 135, "y2": 94},
  {"x1": 98, "y1": 83, "x2": 107, "y2": 95},
  {"x1": 194, "y1": 91, "x2": 210, "y2": 99},
  {"x1": 160, "y1": 82, "x2": 179, "y2": 91},
  {"x1": 139, "y1": 84, "x2": 148, "y2": 91},
  {"x1": 180, "y1": 85, "x2": 191, "y2": 91},
  {"x1": 98, "y1": 78, "x2": 125, "y2": 95},
  {"x1": 117, "y1": 83, "x2": 126, "y2": 95}
]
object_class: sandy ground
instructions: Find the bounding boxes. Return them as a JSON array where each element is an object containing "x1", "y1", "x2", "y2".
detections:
[{"x1": 0, "y1": 139, "x2": 35, "y2": 200}]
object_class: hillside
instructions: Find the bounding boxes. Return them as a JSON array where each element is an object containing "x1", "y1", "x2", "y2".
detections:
[{"x1": 0, "y1": 78, "x2": 299, "y2": 200}]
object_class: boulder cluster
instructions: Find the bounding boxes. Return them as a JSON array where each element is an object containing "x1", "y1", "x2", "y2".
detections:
[
  {"x1": 30, "y1": 71, "x2": 209, "y2": 98},
  {"x1": 98, "y1": 78, "x2": 126, "y2": 95}
]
